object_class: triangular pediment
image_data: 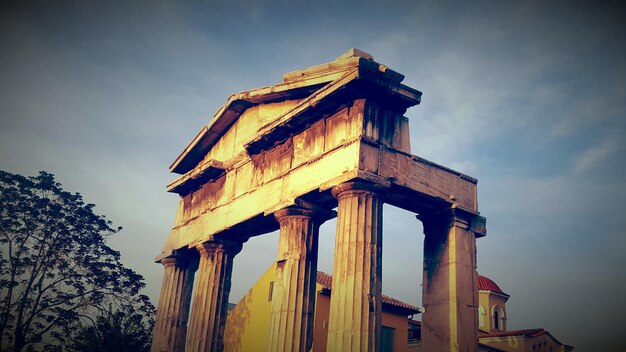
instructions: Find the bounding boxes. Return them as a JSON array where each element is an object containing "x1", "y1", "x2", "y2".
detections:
[{"x1": 168, "y1": 49, "x2": 421, "y2": 191}]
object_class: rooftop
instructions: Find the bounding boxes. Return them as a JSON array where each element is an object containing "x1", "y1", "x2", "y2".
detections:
[
  {"x1": 478, "y1": 275, "x2": 509, "y2": 297},
  {"x1": 480, "y1": 328, "x2": 574, "y2": 349},
  {"x1": 480, "y1": 328, "x2": 545, "y2": 338},
  {"x1": 316, "y1": 271, "x2": 420, "y2": 315}
]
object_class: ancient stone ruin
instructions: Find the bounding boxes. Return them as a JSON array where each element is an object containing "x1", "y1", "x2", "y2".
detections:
[{"x1": 151, "y1": 48, "x2": 486, "y2": 352}]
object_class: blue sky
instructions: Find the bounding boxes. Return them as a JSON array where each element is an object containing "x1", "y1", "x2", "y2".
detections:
[{"x1": 1, "y1": 1, "x2": 624, "y2": 350}]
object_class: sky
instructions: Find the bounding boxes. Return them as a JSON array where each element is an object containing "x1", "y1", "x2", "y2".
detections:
[{"x1": 1, "y1": 0, "x2": 625, "y2": 350}]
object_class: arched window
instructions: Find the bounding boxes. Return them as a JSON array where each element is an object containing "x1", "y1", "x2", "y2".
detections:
[{"x1": 491, "y1": 305, "x2": 505, "y2": 331}]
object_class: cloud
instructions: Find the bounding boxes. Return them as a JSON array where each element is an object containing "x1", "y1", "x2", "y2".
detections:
[
  {"x1": 573, "y1": 138, "x2": 619, "y2": 174},
  {"x1": 2, "y1": 1, "x2": 626, "y2": 350}
]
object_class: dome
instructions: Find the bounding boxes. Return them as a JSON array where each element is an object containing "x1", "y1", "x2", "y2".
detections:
[{"x1": 478, "y1": 275, "x2": 508, "y2": 296}]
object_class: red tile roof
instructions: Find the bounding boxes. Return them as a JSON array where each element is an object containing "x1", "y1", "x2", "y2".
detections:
[
  {"x1": 316, "y1": 271, "x2": 333, "y2": 288},
  {"x1": 478, "y1": 275, "x2": 509, "y2": 296},
  {"x1": 316, "y1": 271, "x2": 419, "y2": 314}
]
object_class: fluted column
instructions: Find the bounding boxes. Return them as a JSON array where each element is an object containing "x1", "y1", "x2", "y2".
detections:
[
  {"x1": 326, "y1": 181, "x2": 386, "y2": 352},
  {"x1": 185, "y1": 238, "x2": 243, "y2": 352},
  {"x1": 152, "y1": 254, "x2": 198, "y2": 352},
  {"x1": 419, "y1": 207, "x2": 486, "y2": 352},
  {"x1": 267, "y1": 206, "x2": 329, "y2": 352}
]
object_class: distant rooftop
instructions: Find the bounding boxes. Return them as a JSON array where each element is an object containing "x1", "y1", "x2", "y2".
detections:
[
  {"x1": 478, "y1": 275, "x2": 509, "y2": 297},
  {"x1": 316, "y1": 271, "x2": 419, "y2": 314},
  {"x1": 480, "y1": 328, "x2": 545, "y2": 338}
]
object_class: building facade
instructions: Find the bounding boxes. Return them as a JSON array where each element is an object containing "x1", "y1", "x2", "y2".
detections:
[{"x1": 224, "y1": 263, "x2": 419, "y2": 352}]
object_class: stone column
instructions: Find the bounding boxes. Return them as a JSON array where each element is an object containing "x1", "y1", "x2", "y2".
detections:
[
  {"x1": 326, "y1": 182, "x2": 386, "y2": 352},
  {"x1": 268, "y1": 206, "x2": 329, "y2": 352},
  {"x1": 185, "y1": 238, "x2": 243, "y2": 352},
  {"x1": 419, "y1": 207, "x2": 486, "y2": 352},
  {"x1": 152, "y1": 254, "x2": 198, "y2": 352}
]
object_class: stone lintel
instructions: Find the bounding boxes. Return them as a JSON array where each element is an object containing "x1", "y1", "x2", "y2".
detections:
[
  {"x1": 360, "y1": 139, "x2": 478, "y2": 211},
  {"x1": 159, "y1": 138, "x2": 479, "y2": 259},
  {"x1": 359, "y1": 135, "x2": 478, "y2": 185}
]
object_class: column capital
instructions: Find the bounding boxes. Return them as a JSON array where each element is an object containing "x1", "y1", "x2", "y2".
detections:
[
  {"x1": 195, "y1": 237, "x2": 244, "y2": 256},
  {"x1": 417, "y1": 206, "x2": 486, "y2": 238},
  {"x1": 159, "y1": 252, "x2": 197, "y2": 268},
  {"x1": 274, "y1": 207, "x2": 317, "y2": 221},
  {"x1": 331, "y1": 181, "x2": 387, "y2": 200},
  {"x1": 274, "y1": 204, "x2": 335, "y2": 224}
]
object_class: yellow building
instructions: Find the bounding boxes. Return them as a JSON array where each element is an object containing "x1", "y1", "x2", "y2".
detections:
[
  {"x1": 478, "y1": 275, "x2": 510, "y2": 333},
  {"x1": 224, "y1": 263, "x2": 419, "y2": 352},
  {"x1": 476, "y1": 275, "x2": 573, "y2": 352}
]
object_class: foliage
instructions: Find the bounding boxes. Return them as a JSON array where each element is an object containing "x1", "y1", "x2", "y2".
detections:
[
  {"x1": 68, "y1": 305, "x2": 153, "y2": 352},
  {"x1": 0, "y1": 170, "x2": 154, "y2": 351}
]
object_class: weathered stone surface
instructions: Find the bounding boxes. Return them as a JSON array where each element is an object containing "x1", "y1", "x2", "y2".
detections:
[
  {"x1": 158, "y1": 101, "x2": 476, "y2": 260},
  {"x1": 326, "y1": 182, "x2": 386, "y2": 352},
  {"x1": 186, "y1": 239, "x2": 243, "y2": 352},
  {"x1": 419, "y1": 207, "x2": 482, "y2": 352},
  {"x1": 267, "y1": 206, "x2": 332, "y2": 352},
  {"x1": 153, "y1": 49, "x2": 486, "y2": 352},
  {"x1": 151, "y1": 254, "x2": 198, "y2": 352}
]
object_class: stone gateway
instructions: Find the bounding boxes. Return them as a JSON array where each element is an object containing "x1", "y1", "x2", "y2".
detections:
[{"x1": 151, "y1": 48, "x2": 486, "y2": 352}]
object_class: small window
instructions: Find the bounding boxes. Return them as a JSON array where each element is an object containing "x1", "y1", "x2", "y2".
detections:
[
  {"x1": 494, "y1": 310, "x2": 499, "y2": 330},
  {"x1": 268, "y1": 281, "x2": 274, "y2": 301}
]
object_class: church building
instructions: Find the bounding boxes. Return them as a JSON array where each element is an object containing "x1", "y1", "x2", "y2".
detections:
[{"x1": 475, "y1": 275, "x2": 573, "y2": 352}]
